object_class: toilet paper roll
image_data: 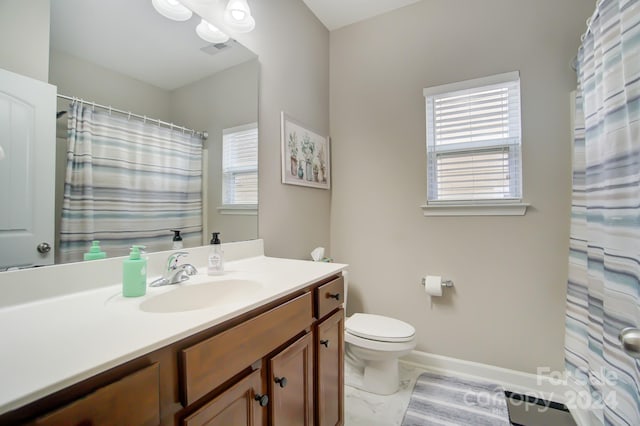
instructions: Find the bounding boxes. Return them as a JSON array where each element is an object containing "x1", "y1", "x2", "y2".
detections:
[{"x1": 425, "y1": 275, "x2": 443, "y2": 297}]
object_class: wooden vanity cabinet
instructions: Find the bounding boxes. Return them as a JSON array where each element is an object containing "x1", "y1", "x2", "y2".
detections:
[
  {"x1": 1, "y1": 274, "x2": 345, "y2": 426},
  {"x1": 179, "y1": 275, "x2": 344, "y2": 426}
]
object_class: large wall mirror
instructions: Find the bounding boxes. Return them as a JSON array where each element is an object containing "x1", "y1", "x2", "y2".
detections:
[{"x1": 0, "y1": 0, "x2": 259, "y2": 269}]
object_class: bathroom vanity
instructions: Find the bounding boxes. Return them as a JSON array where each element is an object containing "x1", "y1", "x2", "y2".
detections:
[{"x1": 0, "y1": 241, "x2": 346, "y2": 425}]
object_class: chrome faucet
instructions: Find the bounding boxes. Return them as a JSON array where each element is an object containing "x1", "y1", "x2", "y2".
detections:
[{"x1": 150, "y1": 251, "x2": 198, "y2": 287}]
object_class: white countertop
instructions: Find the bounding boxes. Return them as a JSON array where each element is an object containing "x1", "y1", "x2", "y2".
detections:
[{"x1": 0, "y1": 248, "x2": 346, "y2": 415}]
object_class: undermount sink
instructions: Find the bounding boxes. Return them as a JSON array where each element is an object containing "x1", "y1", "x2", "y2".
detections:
[{"x1": 139, "y1": 279, "x2": 263, "y2": 313}]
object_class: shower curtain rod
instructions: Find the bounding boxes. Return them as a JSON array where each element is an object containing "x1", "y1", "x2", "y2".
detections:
[
  {"x1": 572, "y1": 0, "x2": 604, "y2": 74},
  {"x1": 56, "y1": 94, "x2": 208, "y2": 140},
  {"x1": 582, "y1": 0, "x2": 603, "y2": 41}
]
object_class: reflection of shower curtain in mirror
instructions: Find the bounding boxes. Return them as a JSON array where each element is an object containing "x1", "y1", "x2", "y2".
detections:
[{"x1": 60, "y1": 101, "x2": 203, "y2": 263}]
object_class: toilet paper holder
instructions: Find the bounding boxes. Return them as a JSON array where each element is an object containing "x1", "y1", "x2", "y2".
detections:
[{"x1": 421, "y1": 277, "x2": 454, "y2": 288}]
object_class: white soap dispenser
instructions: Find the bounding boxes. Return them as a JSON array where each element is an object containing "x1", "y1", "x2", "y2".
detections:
[{"x1": 207, "y1": 232, "x2": 224, "y2": 275}]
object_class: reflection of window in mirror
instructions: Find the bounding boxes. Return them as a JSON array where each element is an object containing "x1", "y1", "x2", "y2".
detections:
[{"x1": 222, "y1": 123, "x2": 258, "y2": 211}]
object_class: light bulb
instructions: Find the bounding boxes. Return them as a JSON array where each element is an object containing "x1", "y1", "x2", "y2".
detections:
[
  {"x1": 231, "y1": 9, "x2": 246, "y2": 21},
  {"x1": 152, "y1": 0, "x2": 192, "y2": 22},
  {"x1": 196, "y1": 19, "x2": 230, "y2": 44},
  {"x1": 224, "y1": 0, "x2": 255, "y2": 33}
]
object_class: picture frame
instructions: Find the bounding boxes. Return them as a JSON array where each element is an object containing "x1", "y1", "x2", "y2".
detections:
[{"x1": 280, "y1": 112, "x2": 330, "y2": 189}]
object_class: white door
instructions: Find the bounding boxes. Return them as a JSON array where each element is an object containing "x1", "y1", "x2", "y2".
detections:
[{"x1": 0, "y1": 68, "x2": 56, "y2": 268}]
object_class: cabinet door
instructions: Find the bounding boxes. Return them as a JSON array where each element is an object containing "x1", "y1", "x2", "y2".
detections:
[
  {"x1": 183, "y1": 368, "x2": 266, "y2": 426},
  {"x1": 269, "y1": 332, "x2": 314, "y2": 426},
  {"x1": 316, "y1": 309, "x2": 344, "y2": 426}
]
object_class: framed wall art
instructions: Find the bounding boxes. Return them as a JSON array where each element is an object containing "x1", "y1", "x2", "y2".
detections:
[{"x1": 281, "y1": 112, "x2": 330, "y2": 189}]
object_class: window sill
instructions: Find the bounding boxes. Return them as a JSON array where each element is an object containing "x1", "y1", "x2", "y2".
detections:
[
  {"x1": 217, "y1": 205, "x2": 258, "y2": 216},
  {"x1": 420, "y1": 202, "x2": 529, "y2": 217}
]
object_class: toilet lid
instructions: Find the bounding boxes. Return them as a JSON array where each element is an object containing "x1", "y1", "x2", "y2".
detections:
[{"x1": 346, "y1": 313, "x2": 415, "y2": 343}]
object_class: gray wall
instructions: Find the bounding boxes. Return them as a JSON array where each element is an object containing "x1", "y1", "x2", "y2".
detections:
[
  {"x1": 170, "y1": 59, "x2": 259, "y2": 243},
  {"x1": 50, "y1": 49, "x2": 172, "y2": 122},
  {"x1": 182, "y1": 0, "x2": 331, "y2": 260},
  {"x1": 0, "y1": 0, "x2": 50, "y2": 82},
  {"x1": 329, "y1": 0, "x2": 594, "y2": 373}
]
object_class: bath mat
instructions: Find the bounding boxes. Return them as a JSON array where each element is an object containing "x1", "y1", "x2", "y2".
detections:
[{"x1": 401, "y1": 371, "x2": 510, "y2": 426}]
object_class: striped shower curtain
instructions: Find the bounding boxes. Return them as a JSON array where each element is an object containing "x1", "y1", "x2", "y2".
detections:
[
  {"x1": 59, "y1": 101, "x2": 203, "y2": 263},
  {"x1": 565, "y1": 0, "x2": 640, "y2": 424}
]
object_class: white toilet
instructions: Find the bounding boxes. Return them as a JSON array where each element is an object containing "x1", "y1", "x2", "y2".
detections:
[{"x1": 342, "y1": 272, "x2": 416, "y2": 395}]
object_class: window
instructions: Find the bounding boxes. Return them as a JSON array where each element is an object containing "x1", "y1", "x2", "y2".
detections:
[
  {"x1": 222, "y1": 123, "x2": 258, "y2": 208},
  {"x1": 423, "y1": 72, "x2": 526, "y2": 215}
]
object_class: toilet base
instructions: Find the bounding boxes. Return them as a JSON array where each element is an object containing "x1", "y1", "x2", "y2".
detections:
[{"x1": 345, "y1": 357, "x2": 400, "y2": 395}]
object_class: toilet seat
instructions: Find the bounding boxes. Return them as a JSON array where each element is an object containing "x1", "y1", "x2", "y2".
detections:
[
  {"x1": 346, "y1": 313, "x2": 415, "y2": 343},
  {"x1": 345, "y1": 331, "x2": 416, "y2": 352}
]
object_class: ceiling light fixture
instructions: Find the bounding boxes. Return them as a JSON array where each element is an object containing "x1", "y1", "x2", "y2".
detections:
[
  {"x1": 224, "y1": 0, "x2": 255, "y2": 33},
  {"x1": 196, "y1": 19, "x2": 230, "y2": 44},
  {"x1": 152, "y1": 0, "x2": 193, "y2": 22}
]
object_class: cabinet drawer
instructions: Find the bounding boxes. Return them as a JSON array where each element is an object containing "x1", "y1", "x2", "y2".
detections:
[
  {"x1": 315, "y1": 276, "x2": 344, "y2": 320},
  {"x1": 33, "y1": 363, "x2": 160, "y2": 426},
  {"x1": 181, "y1": 292, "x2": 313, "y2": 405}
]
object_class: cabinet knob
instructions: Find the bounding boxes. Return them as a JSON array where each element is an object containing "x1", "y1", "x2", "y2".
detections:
[
  {"x1": 328, "y1": 293, "x2": 340, "y2": 300},
  {"x1": 274, "y1": 376, "x2": 288, "y2": 388},
  {"x1": 320, "y1": 339, "x2": 330, "y2": 348},
  {"x1": 254, "y1": 393, "x2": 269, "y2": 407}
]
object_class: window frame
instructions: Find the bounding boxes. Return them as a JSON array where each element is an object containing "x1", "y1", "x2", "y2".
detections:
[
  {"x1": 421, "y1": 71, "x2": 528, "y2": 216},
  {"x1": 220, "y1": 122, "x2": 258, "y2": 214}
]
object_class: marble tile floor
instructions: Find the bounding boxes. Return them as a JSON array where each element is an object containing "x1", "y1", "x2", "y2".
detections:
[
  {"x1": 344, "y1": 362, "x2": 577, "y2": 426},
  {"x1": 345, "y1": 362, "x2": 424, "y2": 426}
]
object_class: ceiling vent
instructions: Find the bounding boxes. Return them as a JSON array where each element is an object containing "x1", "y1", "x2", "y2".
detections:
[{"x1": 200, "y1": 40, "x2": 236, "y2": 56}]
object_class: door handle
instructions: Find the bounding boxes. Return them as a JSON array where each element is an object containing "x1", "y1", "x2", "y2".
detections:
[
  {"x1": 37, "y1": 242, "x2": 51, "y2": 254},
  {"x1": 619, "y1": 327, "x2": 640, "y2": 359}
]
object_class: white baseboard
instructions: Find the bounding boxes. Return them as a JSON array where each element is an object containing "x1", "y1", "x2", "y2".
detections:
[{"x1": 401, "y1": 350, "x2": 589, "y2": 426}]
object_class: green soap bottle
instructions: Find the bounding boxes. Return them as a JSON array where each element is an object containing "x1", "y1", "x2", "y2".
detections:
[
  {"x1": 122, "y1": 245, "x2": 147, "y2": 297},
  {"x1": 84, "y1": 240, "x2": 106, "y2": 261}
]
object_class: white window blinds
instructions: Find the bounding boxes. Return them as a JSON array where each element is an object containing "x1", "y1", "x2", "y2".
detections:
[
  {"x1": 424, "y1": 72, "x2": 522, "y2": 203},
  {"x1": 222, "y1": 123, "x2": 258, "y2": 205}
]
